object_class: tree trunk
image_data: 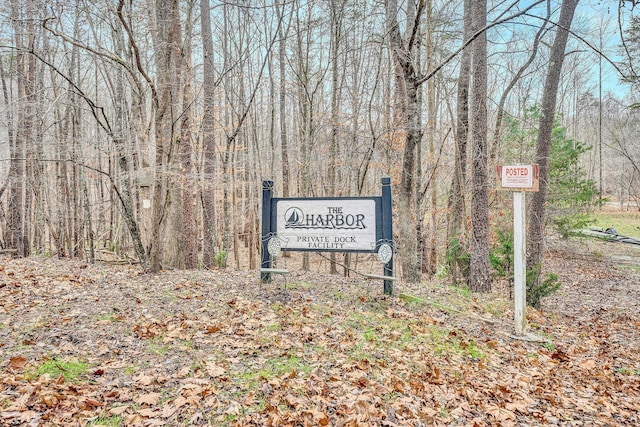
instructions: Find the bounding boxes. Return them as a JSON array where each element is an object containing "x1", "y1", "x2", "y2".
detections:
[
  {"x1": 328, "y1": 0, "x2": 345, "y2": 274},
  {"x1": 470, "y1": 0, "x2": 490, "y2": 292},
  {"x1": 200, "y1": 0, "x2": 218, "y2": 268},
  {"x1": 527, "y1": 0, "x2": 580, "y2": 303},
  {"x1": 447, "y1": 0, "x2": 471, "y2": 251},
  {"x1": 425, "y1": 0, "x2": 437, "y2": 275},
  {"x1": 387, "y1": 0, "x2": 425, "y2": 283},
  {"x1": 10, "y1": 0, "x2": 34, "y2": 258},
  {"x1": 276, "y1": 3, "x2": 291, "y2": 198},
  {"x1": 150, "y1": 0, "x2": 182, "y2": 272},
  {"x1": 179, "y1": 2, "x2": 197, "y2": 269}
]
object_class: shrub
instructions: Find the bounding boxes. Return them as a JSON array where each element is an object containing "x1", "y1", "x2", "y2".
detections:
[
  {"x1": 527, "y1": 264, "x2": 561, "y2": 309},
  {"x1": 446, "y1": 238, "x2": 470, "y2": 287},
  {"x1": 489, "y1": 229, "x2": 513, "y2": 278},
  {"x1": 214, "y1": 250, "x2": 228, "y2": 268}
]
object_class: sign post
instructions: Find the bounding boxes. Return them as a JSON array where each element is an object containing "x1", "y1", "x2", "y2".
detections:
[
  {"x1": 496, "y1": 165, "x2": 539, "y2": 336},
  {"x1": 261, "y1": 180, "x2": 274, "y2": 283},
  {"x1": 513, "y1": 191, "x2": 526, "y2": 335}
]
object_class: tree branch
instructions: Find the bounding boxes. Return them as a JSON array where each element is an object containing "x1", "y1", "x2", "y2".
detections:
[
  {"x1": 117, "y1": 0, "x2": 158, "y2": 108},
  {"x1": 417, "y1": 0, "x2": 546, "y2": 86}
]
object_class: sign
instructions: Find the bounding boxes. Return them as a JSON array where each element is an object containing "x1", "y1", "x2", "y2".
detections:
[
  {"x1": 261, "y1": 177, "x2": 394, "y2": 295},
  {"x1": 496, "y1": 164, "x2": 539, "y2": 192},
  {"x1": 275, "y1": 199, "x2": 378, "y2": 251},
  {"x1": 495, "y1": 164, "x2": 539, "y2": 336}
]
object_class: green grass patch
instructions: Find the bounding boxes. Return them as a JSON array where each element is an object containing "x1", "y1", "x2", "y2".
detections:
[
  {"x1": 88, "y1": 414, "x2": 123, "y2": 426},
  {"x1": 29, "y1": 357, "x2": 89, "y2": 382},
  {"x1": 262, "y1": 354, "x2": 311, "y2": 378},
  {"x1": 96, "y1": 313, "x2": 123, "y2": 322},
  {"x1": 342, "y1": 308, "x2": 487, "y2": 361},
  {"x1": 147, "y1": 337, "x2": 170, "y2": 355},
  {"x1": 288, "y1": 281, "x2": 316, "y2": 290},
  {"x1": 237, "y1": 354, "x2": 312, "y2": 388},
  {"x1": 589, "y1": 211, "x2": 640, "y2": 237},
  {"x1": 265, "y1": 322, "x2": 283, "y2": 332}
]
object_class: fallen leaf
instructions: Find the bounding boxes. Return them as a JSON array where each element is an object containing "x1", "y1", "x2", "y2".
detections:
[
  {"x1": 579, "y1": 359, "x2": 597, "y2": 370},
  {"x1": 551, "y1": 348, "x2": 570, "y2": 362},
  {"x1": 109, "y1": 405, "x2": 130, "y2": 415},
  {"x1": 205, "y1": 361, "x2": 225, "y2": 377},
  {"x1": 485, "y1": 404, "x2": 516, "y2": 421},
  {"x1": 8, "y1": 356, "x2": 27, "y2": 372},
  {"x1": 136, "y1": 392, "x2": 161, "y2": 406}
]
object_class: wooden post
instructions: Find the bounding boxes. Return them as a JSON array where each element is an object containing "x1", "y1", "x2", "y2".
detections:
[
  {"x1": 381, "y1": 175, "x2": 393, "y2": 295},
  {"x1": 513, "y1": 191, "x2": 526, "y2": 335},
  {"x1": 261, "y1": 180, "x2": 274, "y2": 283}
]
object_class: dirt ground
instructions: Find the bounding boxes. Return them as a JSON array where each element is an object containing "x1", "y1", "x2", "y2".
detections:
[{"x1": 1, "y1": 235, "x2": 639, "y2": 426}]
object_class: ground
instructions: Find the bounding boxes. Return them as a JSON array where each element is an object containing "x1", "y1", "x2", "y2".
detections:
[{"x1": 0, "y1": 235, "x2": 639, "y2": 426}]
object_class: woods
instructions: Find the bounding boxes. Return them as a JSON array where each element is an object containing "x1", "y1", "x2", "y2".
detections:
[{"x1": 1, "y1": 0, "x2": 639, "y2": 286}]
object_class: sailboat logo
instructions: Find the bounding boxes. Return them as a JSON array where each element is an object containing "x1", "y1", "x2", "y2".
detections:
[{"x1": 284, "y1": 207, "x2": 304, "y2": 227}]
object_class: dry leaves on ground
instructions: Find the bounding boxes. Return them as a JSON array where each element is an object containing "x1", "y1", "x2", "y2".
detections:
[{"x1": 1, "y1": 237, "x2": 639, "y2": 426}]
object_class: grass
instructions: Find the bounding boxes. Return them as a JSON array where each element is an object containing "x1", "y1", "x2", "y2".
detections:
[
  {"x1": 29, "y1": 357, "x2": 89, "y2": 382},
  {"x1": 96, "y1": 313, "x2": 123, "y2": 322},
  {"x1": 589, "y1": 211, "x2": 640, "y2": 237},
  {"x1": 87, "y1": 414, "x2": 123, "y2": 426},
  {"x1": 341, "y1": 307, "x2": 487, "y2": 361},
  {"x1": 147, "y1": 337, "x2": 170, "y2": 355},
  {"x1": 234, "y1": 354, "x2": 313, "y2": 392},
  {"x1": 288, "y1": 281, "x2": 316, "y2": 290}
]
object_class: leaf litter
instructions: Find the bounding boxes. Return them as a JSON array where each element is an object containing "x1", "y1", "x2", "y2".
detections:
[{"x1": 0, "y1": 237, "x2": 639, "y2": 426}]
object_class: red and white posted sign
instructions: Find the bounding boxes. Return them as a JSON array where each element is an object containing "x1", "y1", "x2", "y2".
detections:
[{"x1": 496, "y1": 164, "x2": 539, "y2": 192}]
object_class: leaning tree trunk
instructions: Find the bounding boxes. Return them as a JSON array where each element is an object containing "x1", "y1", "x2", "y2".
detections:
[{"x1": 527, "y1": 0, "x2": 580, "y2": 306}]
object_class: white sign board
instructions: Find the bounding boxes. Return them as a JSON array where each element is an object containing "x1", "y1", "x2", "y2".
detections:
[
  {"x1": 502, "y1": 165, "x2": 533, "y2": 188},
  {"x1": 275, "y1": 199, "x2": 377, "y2": 251},
  {"x1": 497, "y1": 164, "x2": 539, "y2": 192}
]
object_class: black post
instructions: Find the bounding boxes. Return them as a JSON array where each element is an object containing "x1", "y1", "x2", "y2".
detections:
[
  {"x1": 381, "y1": 175, "x2": 393, "y2": 295},
  {"x1": 261, "y1": 180, "x2": 274, "y2": 283}
]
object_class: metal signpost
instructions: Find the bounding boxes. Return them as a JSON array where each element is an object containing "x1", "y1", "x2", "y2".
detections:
[
  {"x1": 261, "y1": 176, "x2": 395, "y2": 295},
  {"x1": 496, "y1": 165, "x2": 539, "y2": 336}
]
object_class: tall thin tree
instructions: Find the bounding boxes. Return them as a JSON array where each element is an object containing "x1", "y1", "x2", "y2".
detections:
[
  {"x1": 469, "y1": 0, "x2": 490, "y2": 292},
  {"x1": 527, "y1": 0, "x2": 580, "y2": 305}
]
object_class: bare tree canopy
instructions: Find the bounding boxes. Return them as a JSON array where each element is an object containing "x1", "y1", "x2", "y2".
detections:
[{"x1": 0, "y1": 0, "x2": 636, "y2": 293}]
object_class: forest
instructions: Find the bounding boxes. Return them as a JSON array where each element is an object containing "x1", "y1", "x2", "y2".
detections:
[
  {"x1": 2, "y1": 1, "x2": 640, "y2": 425},
  {"x1": 1, "y1": 0, "x2": 639, "y2": 289}
]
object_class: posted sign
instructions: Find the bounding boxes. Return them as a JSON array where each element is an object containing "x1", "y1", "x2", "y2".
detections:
[
  {"x1": 496, "y1": 164, "x2": 539, "y2": 192},
  {"x1": 495, "y1": 164, "x2": 539, "y2": 336}
]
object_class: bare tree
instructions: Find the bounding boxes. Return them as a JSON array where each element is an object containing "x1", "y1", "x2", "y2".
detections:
[
  {"x1": 179, "y1": 0, "x2": 197, "y2": 269},
  {"x1": 490, "y1": 2, "x2": 550, "y2": 161},
  {"x1": 200, "y1": 0, "x2": 218, "y2": 268},
  {"x1": 9, "y1": 0, "x2": 36, "y2": 257},
  {"x1": 469, "y1": 0, "x2": 490, "y2": 292},
  {"x1": 387, "y1": 0, "x2": 426, "y2": 283},
  {"x1": 446, "y1": 0, "x2": 471, "y2": 282},
  {"x1": 527, "y1": 0, "x2": 580, "y2": 305},
  {"x1": 149, "y1": 0, "x2": 183, "y2": 272}
]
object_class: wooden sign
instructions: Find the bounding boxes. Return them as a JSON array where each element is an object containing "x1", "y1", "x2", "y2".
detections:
[
  {"x1": 275, "y1": 199, "x2": 379, "y2": 251},
  {"x1": 496, "y1": 164, "x2": 539, "y2": 192},
  {"x1": 261, "y1": 176, "x2": 395, "y2": 295}
]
